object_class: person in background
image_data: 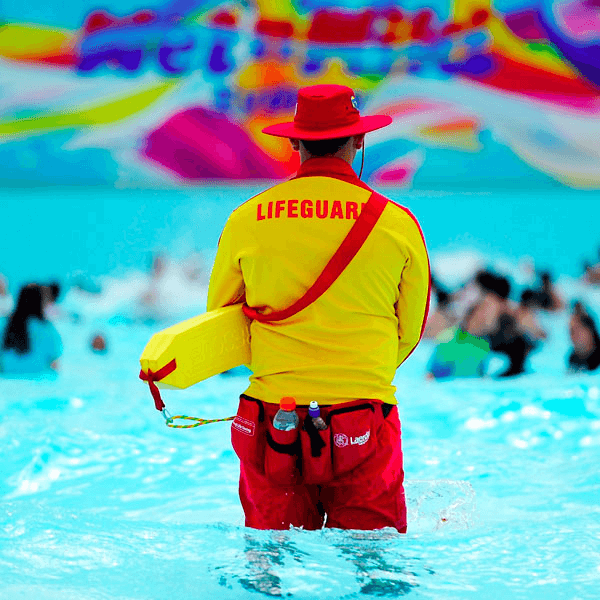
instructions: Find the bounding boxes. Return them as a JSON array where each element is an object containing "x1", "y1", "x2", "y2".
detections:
[
  {"x1": 567, "y1": 302, "x2": 600, "y2": 373},
  {"x1": 530, "y1": 271, "x2": 564, "y2": 312},
  {"x1": 1, "y1": 283, "x2": 62, "y2": 375},
  {"x1": 138, "y1": 251, "x2": 171, "y2": 321},
  {"x1": 42, "y1": 281, "x2": 62, "y2": 320},
  {"x1": 140, "y1": 252, "x2": 166, "y2": 305},
  {"x1": 90, "y1": 333, "x2": 108, "y2": 354},
  {"x1": 0, "y1": 273, "x2": 14, "y2": 317},
  {"x1": 207, "y1": 85, "x2": 430, "y2": 532},
  {"x1": 464, "y1": 272, "x2": 511, "y2": 338},
  {"x1": 477, "y1": 273, "x2": 540, "y2": 377},
  {"x1": 427, "y1": 271, "x2": 509, "y2": 379},
  {"x1": 488, "y1": 313, "x2": 536, "y2": 377},
  {"x1": 514, "y1": 290, "x2": 547, "y2": 344},
  {"x1": 422, "y1": 276, "x2": 456, "y2": 339},
  {"x1": 582, "y1": 262, "x2": 600, "y2": 285},
  {"x1": 582, "y1": 247, "x2": 600, "y2": 285}
]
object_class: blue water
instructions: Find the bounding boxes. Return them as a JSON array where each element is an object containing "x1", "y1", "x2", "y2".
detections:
[
  {"x1": 2, "y1": 186, "x2": 600, "y2": 292},
  {"x1": 1, "y1": 186, "x2": 600, "y2": 599}
]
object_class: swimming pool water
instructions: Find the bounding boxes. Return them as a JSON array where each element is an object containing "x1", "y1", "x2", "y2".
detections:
[
  {"x1": 2, "y1": 185, "x2": 600, "y2": 290},
  {"x1": 1, "y1": 186, "x2": 599, "y2": 599}
]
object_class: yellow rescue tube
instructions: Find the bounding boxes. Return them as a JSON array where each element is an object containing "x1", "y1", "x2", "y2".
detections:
[{"x1": 139, "y1": 304, "x2": 251, "y2": 390}]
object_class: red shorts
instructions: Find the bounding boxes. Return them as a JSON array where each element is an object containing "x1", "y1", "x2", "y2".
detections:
[{"x1": 231, "y1": 395, "x2": 407, "y2": 532}]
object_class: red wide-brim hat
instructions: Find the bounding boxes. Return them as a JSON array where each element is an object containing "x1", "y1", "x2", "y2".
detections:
[{"x1": 262, "y1": 84, "x2": 392, "y2": 141}]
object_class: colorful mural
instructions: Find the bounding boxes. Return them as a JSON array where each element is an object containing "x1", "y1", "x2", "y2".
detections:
[{"x1": 0, "y1": 0, "x2": 599, "y2": 188}]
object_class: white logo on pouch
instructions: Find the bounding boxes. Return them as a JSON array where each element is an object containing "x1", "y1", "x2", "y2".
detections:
[
  {"x1": 334, "y1": 431, "x2": 371, "y2": 447},
  {"x1": 351, "y1": 430, "x2": 370, "y2": 446},
  {"x1": 334, "y1": 433, "x2": 349, "y2": 448},
  {"x1": 232, "y1": 416, "x2": 255, "y2": 437}
]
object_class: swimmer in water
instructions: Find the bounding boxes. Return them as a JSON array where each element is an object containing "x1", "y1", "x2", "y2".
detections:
[
  {"x1": 1, "y1": 283, "x2": 63, "y2": 374},
  {"x1": 567, "y1": 302, "x2": 600, "y2": 373}
]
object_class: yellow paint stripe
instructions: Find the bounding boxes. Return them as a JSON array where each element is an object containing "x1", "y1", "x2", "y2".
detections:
[
  {"x1": 418, "y1": 129, "x2": 482, "y2": 151},
  {"x1": 0, "y1": 80, "x2": 178, "y2": 137},
  {"x1": 0, "y1": 23, "x2": 74, "y2": 58}
]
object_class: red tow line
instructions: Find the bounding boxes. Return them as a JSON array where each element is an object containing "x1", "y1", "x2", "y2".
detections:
[{"x1": 139, "y1": 359, "x2": 177, "y2": 411}]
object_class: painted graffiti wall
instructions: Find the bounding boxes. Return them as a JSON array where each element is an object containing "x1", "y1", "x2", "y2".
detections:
[{"x1": 0, "y1": 0, "x2": 599, "y2": 189}]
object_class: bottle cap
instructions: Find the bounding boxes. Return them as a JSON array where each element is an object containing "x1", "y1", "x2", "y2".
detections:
[
  {"x1": 308, "y1": 400, "x2": 320, "y2": 417},
  {"x1": 280, "y1": 396, "x2": 296, "y2": 410}
]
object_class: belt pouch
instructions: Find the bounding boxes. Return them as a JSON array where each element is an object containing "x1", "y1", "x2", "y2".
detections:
[
  {"x1": 300, "y1": 417, "x2": 332, "y2": 484},
  {"x1": 328, "y1": 403, "x2": 380, "y2": 478},
  {"x1": 231, "y1": 396, "x2": 265, "y2": 473},
  {"x1": 264, "y1": 420, "x2": 300, "y2": 486}
]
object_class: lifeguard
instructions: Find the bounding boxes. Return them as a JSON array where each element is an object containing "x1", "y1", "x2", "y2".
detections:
[{"x1": 207, "y1": 84, "x2": 430, "y2": 532}]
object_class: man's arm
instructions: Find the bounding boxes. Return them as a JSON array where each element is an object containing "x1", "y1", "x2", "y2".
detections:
[
  {"x1": 207, "y1": 218, "x2": 246, "y2": 311},
  {"x1": 395, "y1": 220, "x2": 431, "y2": 367}
]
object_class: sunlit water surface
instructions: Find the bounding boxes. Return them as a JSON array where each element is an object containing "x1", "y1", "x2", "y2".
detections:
[{"x1": 1, "y1": 309, "x2": 599, "y2": 599}]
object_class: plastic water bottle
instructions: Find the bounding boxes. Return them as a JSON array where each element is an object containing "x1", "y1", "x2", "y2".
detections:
[
  {"x1": 308, "y1": 400, "x2": 327, "y2": 430},
  {"x1": 273, "y1": 397, "x2": 299, "y2": 431}
]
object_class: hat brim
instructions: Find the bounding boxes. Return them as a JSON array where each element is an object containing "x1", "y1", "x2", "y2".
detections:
[{"x1": 261, "y1": 115, "x2": 392, "y2": 140}]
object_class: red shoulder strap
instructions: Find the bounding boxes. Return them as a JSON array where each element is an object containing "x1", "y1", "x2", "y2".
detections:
[{"x1": 243, "y1": 191, "x2": 388, "y2": 323}]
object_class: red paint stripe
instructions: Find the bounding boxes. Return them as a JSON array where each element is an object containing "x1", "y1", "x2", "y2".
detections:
[
  {"x1": 6, "y1": 52, "x2": 78, "y2": 67},
  {"x1": 464, "y1": 52, "x2": 600, "y2": 98}
]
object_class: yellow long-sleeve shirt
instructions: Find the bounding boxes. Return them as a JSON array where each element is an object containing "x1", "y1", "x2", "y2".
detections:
[{"x1": 207, "y1": 157, "x2": 430, "y2": 405}]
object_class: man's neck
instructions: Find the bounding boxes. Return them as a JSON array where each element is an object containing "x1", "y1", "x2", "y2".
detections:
[{"x1": 299, "y1": 147, "x2": 356, "y2": 165}]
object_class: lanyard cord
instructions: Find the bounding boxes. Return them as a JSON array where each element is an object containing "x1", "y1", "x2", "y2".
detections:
[
  {"x1": 359, "y1": 139, "x2": 365, "y2": 180},
  {"x1": 139, "y1": 361, "x2": 234, "y2": 428}
]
